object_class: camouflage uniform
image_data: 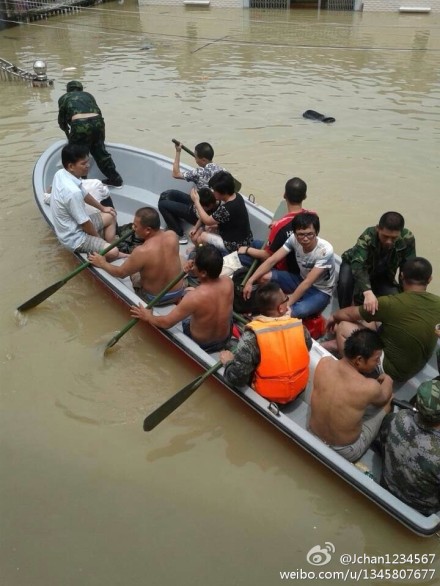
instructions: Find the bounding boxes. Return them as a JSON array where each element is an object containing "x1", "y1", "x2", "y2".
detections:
[
  {"x1": 380, "y1": 410, "x2": 440, "y2": 515},
  {"x1": 340, "y1": 226, "x2": 416, "y2": 305},
  {"x1": 58, "y1": 90, "x2": 121, "y2": 183}
]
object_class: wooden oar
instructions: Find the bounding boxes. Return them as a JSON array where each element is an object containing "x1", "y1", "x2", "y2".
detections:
[
  {"x1": 17, "y1": 230, "x2": 133, "y2": 312},
  {"x1": 143, "y1": 360, "x2": 223, "y2": 431},
  {"x1": 104, "y1": 270, "x2": 187, "y2": 352},
  {"x1": 172, "y1": 138, "x2": 242, "y2": 193}
]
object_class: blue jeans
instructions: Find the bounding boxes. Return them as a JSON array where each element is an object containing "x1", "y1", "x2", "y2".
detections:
[
  {"x1": 271, "y1": 270, "x2": 331, "y2": 318},
  {"x1": 158, "y1": 190, "x2": 197, "y2": 236}
]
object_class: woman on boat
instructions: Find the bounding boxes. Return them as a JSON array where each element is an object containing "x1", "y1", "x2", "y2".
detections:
[{"x1": 190, "y1": 171, "x2": 253, "y2": 254}]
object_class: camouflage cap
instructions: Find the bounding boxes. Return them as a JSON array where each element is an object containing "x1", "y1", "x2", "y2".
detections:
[
  {"x1": 416, "y1": 378, "x2": 440, "y2": 424},
  {"x1": 66, "y1": 80, "x2": 83, "y2": 92}
]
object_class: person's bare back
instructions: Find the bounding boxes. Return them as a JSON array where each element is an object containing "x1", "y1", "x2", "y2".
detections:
[
  {"x1": 133, "y1": 230, "x2": 183, "y2": 296},
  {"x1": 309, "y1": 356, "x2": 393, "y2": 446},
  {"x1": 184, "y1": 276, "x2": 233, "y2": 344}
]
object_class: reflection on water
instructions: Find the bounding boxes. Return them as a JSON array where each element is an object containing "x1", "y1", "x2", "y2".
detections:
[{"x1": 1, "y1": 4, "x2": 440, "y2": 585}]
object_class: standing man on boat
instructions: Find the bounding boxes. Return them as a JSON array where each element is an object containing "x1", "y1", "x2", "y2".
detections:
[
  {"x1": 243, "y1": 213, "x2": 336, "y2": 319},
  {"x1": 130, "y1": 245, "x2": 234, "y2": 353},
  {"x1": 324, "y1": 257, "x2": 440, "y2": 383},
  {"x1": 50, "y1": 143, "x2": 123, "y2": 261},
  {"x1": 309, "y1": 328, "x2": 394, "y2": 463},
  {"x1": 337, "y1": 211, "x2": 416, "y2": 313},
  {"x1": 89, "y1": 207, "x2": 185, "y2": 304},
  {"x1": 58, "y1": 80, "x2": 123, "y2": 188},
  {"x1": 220, "y1": 282, "x2": 312, "y2": 403}
]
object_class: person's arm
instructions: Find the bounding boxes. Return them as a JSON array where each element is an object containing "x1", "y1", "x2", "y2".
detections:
[
  {"x1": 237, "y1": 245, "x2": 270, "y2": 261},
  {"x1": 172, "y1": 143, "x2": 184, "y2": 179},
  {"x1": 287, "y1": 267, "x2": 325, "y2": 307},
  {"x1": 220, "y1": 331, "x2": 260, "y2": 387},
  {"x1": 348, "y1": 230, "x2": 375, "y2": 295},
  {"x1": 326, "y1": 305, "x2": 363, "y2": 332},
  {"x1": 243, "y1": 245, "x2": 288, "y2": 299},
  {"x1": 130, "y1": 290, "x2": 195, "y2": 329},
  {"x1": 57, "y1": 97, "x2": 69, "y2": 134},
  {"x1": 370, "y1": 373, "x2": 393, "y2": 408},
  {"x1": 80, "y1": 219, "x2": 99, "y2": 237},
  {"x1": 190, "y1": 188, "x2": 217, "y2": 227},
  {"x1": 88, "y1": 248, "x2": 143, "y2": 277},
  {"x1": 84, "y1": 193, "x2": 116, "y2": 217}
]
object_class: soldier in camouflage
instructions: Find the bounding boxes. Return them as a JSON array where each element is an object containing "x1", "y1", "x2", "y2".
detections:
[
  {"x1": 58, "y1": 80, "x2": 123, "y2": 187},
  {"x1": 338, "y1": 211, "x2": 416, "y2": 314},
  {"x1": 379, "y1": 375, "x2": 440, "y2": 516}
]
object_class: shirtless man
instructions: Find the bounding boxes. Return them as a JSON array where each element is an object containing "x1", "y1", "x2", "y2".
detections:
[
  {"x1": 309, "y1": 328, "x2": 393, "y2": 462},
  {"x1": 89, "y1": 207, "x2": 184, "y2": 304},
  {"x1": 130, "y1": 244, "x2": 234, "y2": 353}
]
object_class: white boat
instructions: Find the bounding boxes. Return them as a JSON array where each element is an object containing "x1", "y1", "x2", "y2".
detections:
[{"x1": 31, "y1": 140, "x2": 440, "y2": 537}]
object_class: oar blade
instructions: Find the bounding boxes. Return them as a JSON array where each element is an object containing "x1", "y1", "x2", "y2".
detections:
[
  {"x1": 17, "y1": 279, "x2": 66, "y2": 312},
  {"x1": 143, "y1": 375, "x2": 203, "y2": 431}
]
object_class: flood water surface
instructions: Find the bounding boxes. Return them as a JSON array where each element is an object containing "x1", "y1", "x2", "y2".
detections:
[{"x1": 1, "y1": 4, "x2": 440, "y2": 585}]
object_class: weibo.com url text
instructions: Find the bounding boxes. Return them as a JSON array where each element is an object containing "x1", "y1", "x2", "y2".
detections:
[{"x1": 280, "y1": 568, "x2": 436, "y2": 581}]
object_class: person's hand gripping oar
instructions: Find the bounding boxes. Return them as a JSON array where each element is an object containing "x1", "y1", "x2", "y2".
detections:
[{"x1": 103, "y1": 270, "x2": 186, "y2": 353}]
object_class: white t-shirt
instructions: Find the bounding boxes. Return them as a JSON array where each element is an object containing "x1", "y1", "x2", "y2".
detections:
[
  {"x1": 283, "y1": 235, "x2": 336, "y2": 296},
  {"x1": 50, "y1": 168, "x2": 89, "y2": 250}
]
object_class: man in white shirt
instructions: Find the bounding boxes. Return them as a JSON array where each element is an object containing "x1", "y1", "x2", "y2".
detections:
[
  {"x1": 50, "y1": 143, "x2": 123, "y2": 260},
  {"x1": 243, "y1": 212, "x2": 335, "y2": 318}
]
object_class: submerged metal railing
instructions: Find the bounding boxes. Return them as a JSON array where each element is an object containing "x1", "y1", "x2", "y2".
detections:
[
  {"x1": 0, "y1": 57, "x2": 53, "y2": 86},
  {"x1": 1, "y1": 0, "x2": 102, "y2": 23}
]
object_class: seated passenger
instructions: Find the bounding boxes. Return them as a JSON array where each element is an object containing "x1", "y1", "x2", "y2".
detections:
[
  {"x1": 188, "y1": 187, "x2": 219, "y2": 246},
  {"x1": 50, "y1": 143, "x2": 123, "y2": 260},
  {"x1": 158, "y1": 141, "x2": 224, "y2": 244},
  {"x1": 89, "y1": 207, "x2": 184, "y2": 305},
  {"x1": 379, "y1": 378, "x2": 440, "y2": 515},
  {"x1": 325, "y1": 257, "x2": 440, "y2": 382},
  {"x1": 190, "y1": 171, "x2": 253, "y2": 254},
  {"x1": 237, "y1": 176, "x2": 315, "y2": 273},
  {"x1": 338, "y1": 211, "x2": 416, "y2": 313},
  {"x1": 220, "y1": 282, "x2": 311, "y2": 403},
  {"x1": 309, "y1": 329, "x2": 393, "y2": 463},
  {"x1": 243, "y1": 213, "x2": 335, "y2": 319},
  {"x1": 130, "y1": 244, "x2": 234, "y2": 353}
]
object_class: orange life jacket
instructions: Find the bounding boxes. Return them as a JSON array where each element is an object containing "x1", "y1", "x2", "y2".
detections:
[{"x1": 246, "y1": 317, "x2": 310, "y2": 403}]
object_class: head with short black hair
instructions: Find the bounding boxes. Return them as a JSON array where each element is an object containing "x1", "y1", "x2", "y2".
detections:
[
  {"x1": 378, "y1": 211, "x2": 405, "y2": 232},
  {"x1": 208, "y1": 171, "x2": 235, "y2": 196},
  {"x1": 194, "y1": 142, "x2": 214, "y2": 162},
  {"x1": 61, "y1": 143, "x2": 89, "y2": 169},
  {"x1": 344, "y1": 328, "x2": 384, "y2": 360},
  {"x1": 401, "y1": 257, "x2": 432, "y2": 286},
  {"x1": 198, "y1": 187, "x2": 217, "y2": 212},
  {"x1": 194, "y1": 244, "x2": 223, "y2": 279},
  {"x1": 284, "y1": 177, "x2": 307, "y2": 204},
  {"x1": 255, "y1": 282, "x2": 283, "y2": 314},
  {"x1": 292, "y1": 212, "x2": 320, "y2": 235},
  {"x1": 134, "y1": 207, "x2": 161, "y2": 230}
]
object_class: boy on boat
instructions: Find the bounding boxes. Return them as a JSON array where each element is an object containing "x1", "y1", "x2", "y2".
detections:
[
  {"x1": 130, "y1": 245, "x2": 233, "y2": 353},
  {"x1": 309, "y1": 329, "x2": 394, "y2": 463},
  {"x1": 158, "y1": 141, "x2": 224, "y2": 244},
  {"x1": 243, "y1": 213, "x2": 335, "y2": 319},
  {"x1": 50, "y1": 143, "x2": 124, "y2": 261},
  {"x1": 324, "y1": 257, "x2": 440, "y2": 383},
  {"x1": 220, "y1": 282, "x2": 312, "y2": 403},
  {"x1": 88, "y1": 207, "x2": 185, "y2": 305},
  {"x1": 337, "y1": 211, "x2": 416, "y2": 313}
]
